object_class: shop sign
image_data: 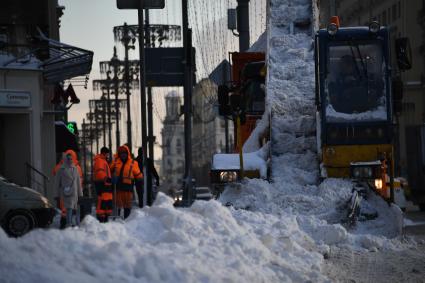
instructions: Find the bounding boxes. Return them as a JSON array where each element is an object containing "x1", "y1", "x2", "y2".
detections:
[{"x1": 0, "y1": 90, "x2": 31, "y2": 108}]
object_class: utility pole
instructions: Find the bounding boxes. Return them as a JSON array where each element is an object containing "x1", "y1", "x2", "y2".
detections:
[
  {"x1": 182, "y1": 0, "x2": 194, "y2": 205},
  {"x1": 102, "y1": 95, "x2": 107, "y2": 148},
  {"x1": 223, "y1": 64, "x2": 229, "y2": 153},
  {"x1": 94, "y1": 104, "x2": 100, "y2": 154},
  {"x1": 122, "y1": 22, "x2": 133, "y2": 150},
  {"x1": 112, "y1": 47, "x2": 121, "y2": 148},
  {"x1": 237, "y1": 0, "x2": 250, "y2": 52},
  {"x1": 145, "y1": 9, "x2": 154, "y2": 205},
  {"x1": 106, "y1": 71, "x2": 113, "y2": 150},
  {"x1": 138, "y1": 5, "x2": 148, "y2": 206},
  {"x1": 82, "y1": 119, "x2": 88, "y2": 192}
]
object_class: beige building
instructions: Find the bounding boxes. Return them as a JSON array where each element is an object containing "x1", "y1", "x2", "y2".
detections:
[
  {"x1": 0, "y1": 0, "x2": 92, "y2": 200},
  {"x1": 161, "y1": 92, "x2": 185, "y2": 192},
  {"x1": 319, "y1": 0, "x2": 425, "y2": 188}
]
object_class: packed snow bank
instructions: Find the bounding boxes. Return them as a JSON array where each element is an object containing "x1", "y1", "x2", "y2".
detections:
[
  {"x1": 242, "y1": 109, "x2": 270, "y2": 153},
  {"x1": 219, "y1": 0, "x2": 403, "y2": 258},
  {"x1": 0, "y1": 193, "x2": 329, "y2": 283}
]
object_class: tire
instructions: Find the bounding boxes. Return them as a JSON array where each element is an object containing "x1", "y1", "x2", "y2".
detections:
[{"x1": 4, "y1": 210, "x2": 36, "y2": 237}]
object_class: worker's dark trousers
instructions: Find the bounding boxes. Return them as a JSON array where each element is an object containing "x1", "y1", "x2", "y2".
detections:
[{"x1": 136, "y1": 185, "x2": 144, "y2": 208}]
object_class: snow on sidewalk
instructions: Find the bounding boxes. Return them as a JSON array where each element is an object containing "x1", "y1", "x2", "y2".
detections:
[
  {"x1": 0, "y1": 1, "x2": 415, "y2": 282},
  {"x1": 0, "y1": 193, "x2": 329, "y2": 283}
]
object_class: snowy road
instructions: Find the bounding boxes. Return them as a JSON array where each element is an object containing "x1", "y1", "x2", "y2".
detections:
[
  {"x1": 324, "y1": 211, "x2": 425, "y2": 283},
  {"x1": 323, "y1": 242, "x2": 425, "y2": 283}
]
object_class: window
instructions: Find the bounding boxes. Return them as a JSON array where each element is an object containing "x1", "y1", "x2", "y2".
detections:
[
  {"x1": 166, "y1": 139, "x2": 171, "y2": 155},
  {"x1": 392, "y1": 4, "x2": 397, "y2": 22},
  {"x1": 398, "y1": 1, "x2": 401, "y2": 18},
  {"x1": 325, "y1": 42, "x2": 388, "y2": 122}
]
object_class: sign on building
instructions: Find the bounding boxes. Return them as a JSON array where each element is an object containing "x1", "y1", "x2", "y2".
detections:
[
  {"x1": 117, "y1": 0, "x2": 165, "y2": 9},
  {"x1": 0, "y1": 90, "x2": 31, "y2": 108}
]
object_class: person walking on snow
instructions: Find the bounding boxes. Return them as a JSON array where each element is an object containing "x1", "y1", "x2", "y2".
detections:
[
  {"x1": 54, "y1": 152, "x2": 83, "y2": 227},
  {"x1": 52, "y1": 149, "x2": 83, "y2": 228},
  {"x1": 135, "y1": 147, "x2": 160, "y2": 207},
  {"x1": 111, "y1": 145, "x2": 143, "y2": 219},
  {"x1": 93, "y1": 147, "x2": 113, "y2": 222}
]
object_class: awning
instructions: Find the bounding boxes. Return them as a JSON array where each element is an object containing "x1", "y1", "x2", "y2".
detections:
[
  {"x1": 37, "y1": 32, "x2": 93, "y2": 84},
  {"x1": 1, "y1": 30, "x2": 93, "y2": 84}
]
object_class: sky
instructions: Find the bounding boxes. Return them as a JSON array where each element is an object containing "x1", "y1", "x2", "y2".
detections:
[
  {"x1": 58, "y1": 0, "x2": 267, "y2": 159},
  {"x1": 59, "y1": 0, "x2": 168, "y2": 156}
]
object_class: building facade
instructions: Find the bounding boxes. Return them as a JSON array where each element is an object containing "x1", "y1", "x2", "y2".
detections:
[
  {"x1": 319, "y1": 0, "x2": 425, "y2": 187},
  {"x1": 0, "y1": 0, "x2": 92, "y2": 200},
  {"x1": 161, "y1": 91, "x2": 185, "y2": 192}
]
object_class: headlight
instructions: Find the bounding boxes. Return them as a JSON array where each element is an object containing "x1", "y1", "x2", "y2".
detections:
[
  {"x1": 327, "y1": 23, "x2": 338, "y2": 36},
  {"x1": 351, "y1": 165, "x2": 378, "y2": 179},
  {"x1": 353, "y1": 167, "x2": 361, "y2": 178},
  {"x1": 374, "y1": 179, "x2": 383, "y2": 189},
  {"x1": 363, "y1": 167, "x2": 373, "y2": 178},
  {"x1": 219, "y1": 171, "x2": 238, "y2": 182},
  {"x1": 369, "y1": 21, "x2": 380, "y2": 33}
]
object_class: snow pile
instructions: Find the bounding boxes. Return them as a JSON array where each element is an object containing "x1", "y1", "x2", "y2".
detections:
[
  {"x1": 0, "y1": 193, "x2": 329, "y2": 282},
  {"x1": 221, "y1": 0, "x2": 402, "y2": 257},
  {"x1": 0, "y1": 1, "x2": 409, "y2": 282},
  {"x1": 242, "y1": 109, "x2": 270, "y2": 153}
]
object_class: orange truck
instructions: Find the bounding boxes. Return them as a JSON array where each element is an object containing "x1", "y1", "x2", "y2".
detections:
[{"x1": 211, "y1": 52, "x2": 267, "y2": 195}]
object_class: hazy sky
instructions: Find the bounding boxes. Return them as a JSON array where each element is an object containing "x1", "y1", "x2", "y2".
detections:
[
  {"x1": 59, "y1": 0, "x2": 164, "y2": 154},
  {"x1": 59, "y1": 0, "x2": 138, "y2": 123},
  {"x1": 58, "y1": 0, "x2": 266, "y2": 156}
]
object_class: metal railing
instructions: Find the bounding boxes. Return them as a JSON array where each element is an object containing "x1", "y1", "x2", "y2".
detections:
[{"x1": 25, "y1": 163, "x2": 49, "y2": 196}]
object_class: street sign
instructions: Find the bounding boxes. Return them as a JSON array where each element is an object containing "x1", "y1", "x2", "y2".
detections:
[
  {"x1": 117, "y1": 0, "x2": 165, "y2": 9},
  {"x1": 0, "y1": 90, "x2": 31, "y2": 108},
  {"x1": 145, "y1": 47, "x2": 195, "y2": 87},
  {"x1": 66, "y1": 122, "x2": 77, "y2": 135}
]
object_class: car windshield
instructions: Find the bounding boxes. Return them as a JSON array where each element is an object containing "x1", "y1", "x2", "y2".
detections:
[{"x1": 325, "y1": 41, "x2": 387, "y2": 122}]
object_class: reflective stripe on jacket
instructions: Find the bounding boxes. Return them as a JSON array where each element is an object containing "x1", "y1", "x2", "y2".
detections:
[{"x1": 110, "y1": 145, "x2": 143, "y2": 187}]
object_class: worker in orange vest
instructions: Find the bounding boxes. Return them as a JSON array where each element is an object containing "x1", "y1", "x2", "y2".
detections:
[
  {"x1": 111, "y1": 145, "x2": 143, "y2": 219},
  {"x1": 93, "y1": 147, "x2": 113, "y2": 222}
]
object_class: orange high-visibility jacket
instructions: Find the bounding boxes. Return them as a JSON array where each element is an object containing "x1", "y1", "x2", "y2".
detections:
[
  {"x1": 93, "y1": 153, "x2": 111, "y2": 182},
  {"x1": 111, "y1": 145, "x2": 143, "y2": 189}
]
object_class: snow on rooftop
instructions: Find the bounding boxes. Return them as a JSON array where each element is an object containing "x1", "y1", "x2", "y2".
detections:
[
  {"x1": 212, "y1": 145, "x2": 268, "y2": 178},
  {"x1": 0, "y1": 54, "x2": 42, "y2": 71}
]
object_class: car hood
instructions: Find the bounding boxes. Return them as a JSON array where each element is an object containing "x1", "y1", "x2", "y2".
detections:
[{"x1": 0, "y1": 178, "x2": 44, "y2": 201}]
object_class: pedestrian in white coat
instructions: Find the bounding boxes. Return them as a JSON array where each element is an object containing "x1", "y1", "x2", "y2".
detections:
[{"x1": 55, "y1": 152, "x2": 83, "y2": 227}]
